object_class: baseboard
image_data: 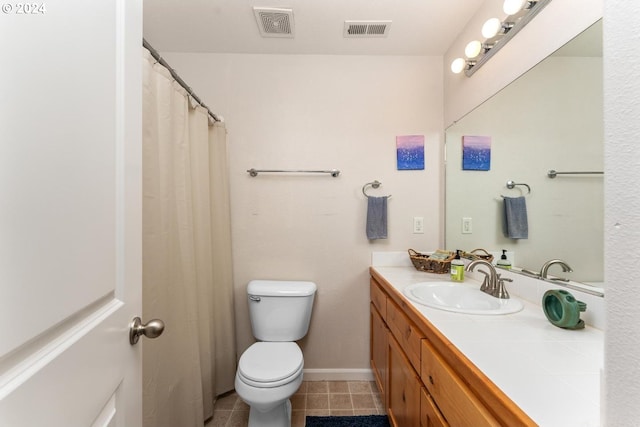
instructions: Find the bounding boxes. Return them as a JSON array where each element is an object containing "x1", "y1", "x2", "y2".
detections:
[{"x1": 302, "y1": 369, "x2": 374, "y2": 382}]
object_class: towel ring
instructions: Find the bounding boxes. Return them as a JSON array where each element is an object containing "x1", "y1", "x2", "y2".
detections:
[
  {"x1": 362, "y1": 180, "x2": 391, "y2": 198},
  {"x1": 505, "y1": 180, "x2": 531, "y2": 195}
]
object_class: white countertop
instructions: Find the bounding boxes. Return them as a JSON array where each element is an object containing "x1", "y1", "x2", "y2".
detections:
[{"x1": 371, "y1": 265, "x2": 604, "y2": 427}]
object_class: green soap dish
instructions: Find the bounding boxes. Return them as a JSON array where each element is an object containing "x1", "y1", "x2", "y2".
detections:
[{"x1": 542, "y1": 289, "x2": 587, "y2": 330}]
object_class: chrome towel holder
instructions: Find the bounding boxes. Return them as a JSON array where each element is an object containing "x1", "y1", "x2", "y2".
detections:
[
  {"x1": 547, "y1": 169, "x2": 604, "y2": 178},
  {"x1": 505, "y1": 180, "x2": 531, "y2": 195},
  {"x1": 247, "y1": 168, "x2": 340, "y2": 177},
  {"x1": 362, "y1": 180, "x2": 391, "y2": 198}
]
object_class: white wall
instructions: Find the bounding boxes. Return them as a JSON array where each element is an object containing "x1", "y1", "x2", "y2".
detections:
[
  {"x1": 446, "y1": 56, "x2": 603, "y2": 281},
  {"x1": 162, "y1": 53, "x2": 444, "y2": 374},
  {"x1": 603, "y1": 1, "x2": 640, "y2": 424}
]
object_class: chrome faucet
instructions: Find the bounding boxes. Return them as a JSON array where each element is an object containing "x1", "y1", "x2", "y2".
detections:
[
  {"x1": 465, "y1": 259, "x2": 511, "y2": 299},
  {"x1": 494, "y1": 275, "x2": 512, "y2": 299},
  {"x1": 540, "y1": 259, "x2": 573, "y2": 281}
]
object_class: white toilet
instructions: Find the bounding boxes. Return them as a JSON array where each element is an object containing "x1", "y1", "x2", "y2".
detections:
[{"x1": 235, "y1": 280, "x2": 317, "y2": 427}]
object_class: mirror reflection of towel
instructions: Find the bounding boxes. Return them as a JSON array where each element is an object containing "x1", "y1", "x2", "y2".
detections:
[
  {"x1": 503, "y1": 196, "x2": 528, "y2": 239},
  {"x1": 366, "y1": 196, "x2": 388, "y2": 240}
]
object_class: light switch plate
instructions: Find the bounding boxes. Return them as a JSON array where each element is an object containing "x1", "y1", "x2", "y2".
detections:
[
  {"x1": 462, "y1": 217, "x2": 472, "y2": 234},
  {"x1": 413, "y1": 217, "x2": 424, "y2": 234}
]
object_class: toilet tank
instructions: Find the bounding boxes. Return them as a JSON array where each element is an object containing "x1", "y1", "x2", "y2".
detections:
[{"x1": 247, "y1": 280, "x2": 317, "y2": 341}]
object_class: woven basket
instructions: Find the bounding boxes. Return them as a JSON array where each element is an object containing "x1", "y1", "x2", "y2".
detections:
[
  {"x1": 408, "y1": 249, "x2": 456, "y2": 274},
  {"x1": 460, "y1": 248, "x2": 494, "y2": 263}
]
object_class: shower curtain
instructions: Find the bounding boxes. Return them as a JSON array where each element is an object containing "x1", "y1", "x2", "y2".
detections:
[{"x1": 141, "y1": 49, "x2": 236, "y2": 427}]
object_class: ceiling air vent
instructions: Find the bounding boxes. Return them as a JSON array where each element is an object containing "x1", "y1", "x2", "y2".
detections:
[
  {"x1": 253, "y1": 7, "x2": 294, "y2": 38},
  {"x1": 344, "y1": 20, "x2": 392, "y2": 38}
]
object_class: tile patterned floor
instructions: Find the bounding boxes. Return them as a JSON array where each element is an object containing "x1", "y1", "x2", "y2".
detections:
[{"x1": 206, "y1": 380, "x2": 385, "y2": 427}]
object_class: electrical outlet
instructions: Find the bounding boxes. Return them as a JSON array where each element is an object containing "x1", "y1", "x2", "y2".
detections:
[
  {"x1": 413, "y1": 217, "x2": 424, "y2": 234},
  {"x1": 462, "y1": 217, "x2": 472, "y2": 234}
]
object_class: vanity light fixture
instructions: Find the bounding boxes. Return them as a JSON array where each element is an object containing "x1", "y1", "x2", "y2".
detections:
[
  {"x1": 450, "y1": 58, "x2": 466, "y2": 74},
  {"x1": 451, "y1": 57, "x2": 475, "y2": 74},
  {"x1": 481, "y1": 18, "x2": 514, "y2": 39},
  {"x1": 465, "y1": 40, "x2": 483, "y2": 59},
  {"x1": 450, "y1": 0, "x2": 551, "y2": 77},
  {"x1": 503, "y1": 0, "x2": 528, "y2": 16},
  {"x1": 481, "y1": 18, "x2": 502, "y2": 38}
]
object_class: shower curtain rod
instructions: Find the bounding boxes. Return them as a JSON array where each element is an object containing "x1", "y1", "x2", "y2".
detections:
[{"x1": 143, "y1": 38, "x2": 222, "y2": 123}]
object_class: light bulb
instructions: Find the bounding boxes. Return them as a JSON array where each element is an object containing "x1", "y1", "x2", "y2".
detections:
[
  {"x1": 450, "y1": 58, "x2": 466, "y2": 74},
  {"x1": 465, "y1": 40, "x2": 482, "y2": 59},
  {"x1": 503, "y1": 0, "x2": 527, "y2": 15},
  {"x1": 482, "y1": 18, "x2": 502, "y2": 38}
]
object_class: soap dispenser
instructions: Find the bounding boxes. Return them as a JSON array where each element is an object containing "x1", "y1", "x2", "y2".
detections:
[
  {"x1": 497, "y1": 249, "x2": 511, "y2": 270},
  {"x1": 450, "y1": 250, "x2": 465, "y2": 282}
]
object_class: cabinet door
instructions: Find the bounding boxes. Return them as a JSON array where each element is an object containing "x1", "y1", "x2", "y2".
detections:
[
  {"x1": 370, "y1": 278, "x2": 387, "y2": 318},
  {"x1": 388, "y1": 333, "x2": 421, "y2": 427},
  {"x1": 387, "y1": 298, "x2": 424, "y2": 372},
  {"x1": 371, "y1": 303, "x2": 389, "y2": 406},
  {"x1": 422, "y1": 341, "x2": 500, "y2": 427},
  {"x1": 421, "y1": 387, "x2": 449, "y2": 427}
]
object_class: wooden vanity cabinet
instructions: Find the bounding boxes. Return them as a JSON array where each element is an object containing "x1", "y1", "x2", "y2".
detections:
[
  {"x1": 386, "y1": 296, "x2": 423, "y2": 371},
  {"x1": 371, "y1": 277, "x2": 437, "y2": 427},
  {"x1": 369, "y1": 271, "x2": 536, "y2": 427},
  {"x1": 421, "y1": 340, "x2": 499, "y2": 427},
  {"x1": 370, "y1": 302, "x2": 388, "y2": 407},
  {"x1": 388, "y1": 333, "x2": 421, "y2": 426},
  {"x1": 370, "y1": 280, "x2": 389, "y2": 407},
  {"x1": 420, "y1": 387, "x2": 448, "y2": 427}
]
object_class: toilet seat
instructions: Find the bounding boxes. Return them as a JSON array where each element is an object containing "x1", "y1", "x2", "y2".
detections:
[{"x1": 238, "y1": 342, "x2": 303, "y2": 388}]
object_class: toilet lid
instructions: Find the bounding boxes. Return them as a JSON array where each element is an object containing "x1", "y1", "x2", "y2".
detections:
[{"x1": 238, "y1": 342, "x2": 303, "y2": 384}]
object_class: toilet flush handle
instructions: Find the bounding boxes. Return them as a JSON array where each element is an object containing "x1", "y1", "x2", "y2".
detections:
[{"x1": 249, "y1": 295, "x2": 261, "y2": 302}]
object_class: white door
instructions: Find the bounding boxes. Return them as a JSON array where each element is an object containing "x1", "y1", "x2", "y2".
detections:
[{"x1": 0, "y1": 1, "x2": 146, "y2": 426}]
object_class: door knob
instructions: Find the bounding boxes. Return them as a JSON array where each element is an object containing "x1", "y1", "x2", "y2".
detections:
[{"x1": 129, "y1": 317, "x2": 165, "y2": 345}]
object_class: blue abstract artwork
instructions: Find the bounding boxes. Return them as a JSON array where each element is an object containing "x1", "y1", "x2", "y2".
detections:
[
  {"x1": 396, "y1": 135, "x2": 424, "y2": 170},
  {"x1": 462, "y1": 135, "x2": 491, "y2": 171}
]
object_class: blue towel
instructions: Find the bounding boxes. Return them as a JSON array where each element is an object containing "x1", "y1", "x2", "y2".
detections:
[
  {"x1": 503, "y1": 196, "x2": 528, "y2": 239},
  {"x1": 366, "y1": 196, "x2": 388, "y2": 240}
]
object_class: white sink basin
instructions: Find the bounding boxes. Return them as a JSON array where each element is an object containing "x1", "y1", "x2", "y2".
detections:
[{"x1": 403, "y1": 282, "x2": 523, "y2": 315}]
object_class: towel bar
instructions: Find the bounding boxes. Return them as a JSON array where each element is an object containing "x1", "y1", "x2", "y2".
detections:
[
  {"x1": 547, "y1": 170, "x2": 604, "y2": 178},
  {"x1": 247, "y1": 168, "x2": 340, "y2": 177}
]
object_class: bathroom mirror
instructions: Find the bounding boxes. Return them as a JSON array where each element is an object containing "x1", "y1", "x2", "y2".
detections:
[{"x1": 445, "y1": 20, "x2": 603, "y2": 287}]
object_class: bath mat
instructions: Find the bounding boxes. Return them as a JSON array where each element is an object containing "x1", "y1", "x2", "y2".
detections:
[{"x1": 305, "y1": 415, "x2": 390, "y2": 427}]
